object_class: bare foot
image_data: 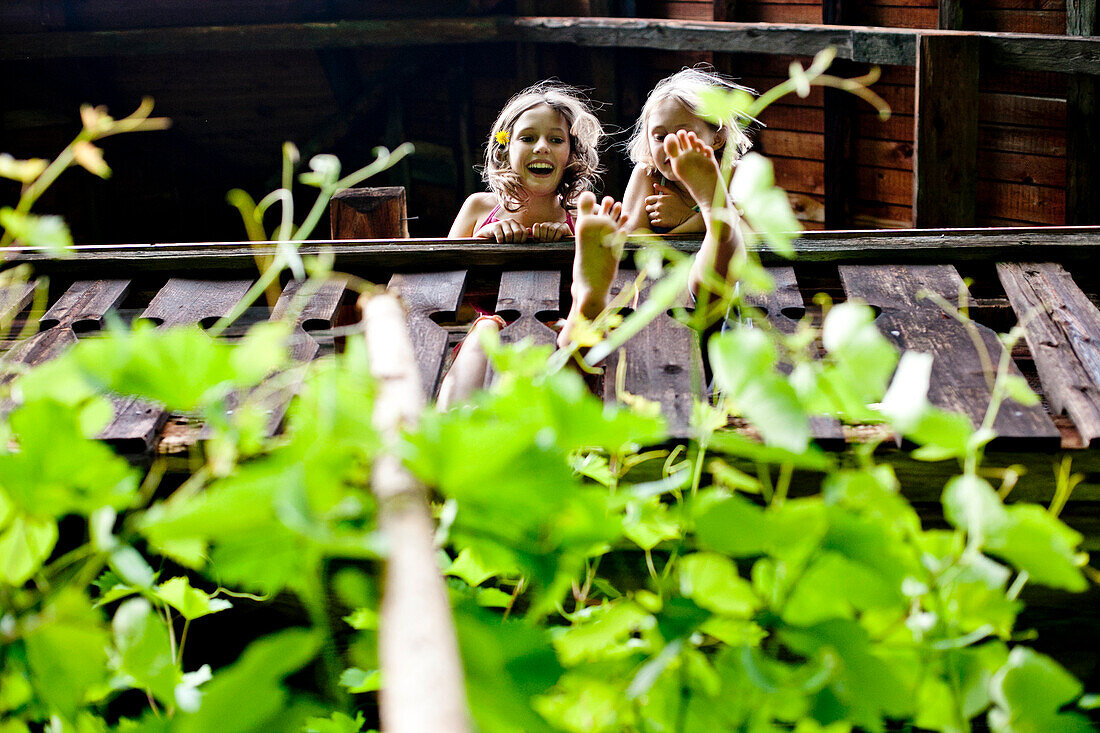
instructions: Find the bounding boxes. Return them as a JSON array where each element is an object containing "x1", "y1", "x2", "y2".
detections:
[
  {"x1": 664, "y1": 130, "x2": 741, "y2": 297},
  {"x1": 558, "y1": 192, "x2": 626, "y2": 349},
  {"x1": 664, "y1": 129, "x2": 726, "y2": 216}
]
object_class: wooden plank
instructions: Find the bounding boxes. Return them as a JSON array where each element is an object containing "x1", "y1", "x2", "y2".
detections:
[
  {"x1": 997, "y1": 262, "x2": 1100, "y2": 446},
  {"x1": 602, "y1": 270, "x2": 703, "y2": 438},
  {"x1": 1066, "y1": 0, "x2": 1098, "y2": 225},
  {"x1": 388, "y1": 271, "x2": 467, "y2": 397},
  {"x1": 246, "y1": 276, "x2": 348, "y2": 436},
  {"x1": 494, "y1": 270, "x2": 561, "y2": 349},
  {"x1": 823, "y1": 0, "x2": 858, "y2": 230},
  {"x1": 8, "y1": 228, "x2": 1100, "y2": 274},
  {"x1": 743, "y1": 267, "x2": 846, "y2": 445},
  {"x1": 142, "y1": 278, "x2": 254, "y2": 328},
  {"x1": 99, "y1": 278, "x2": 253, "y2": 451},
  {"x1": 0, "y1": 281, "x2": 37, "y2": 328},
  {"x1": 839, "y1": 264, "x2": 1060, "y2": 446},
  {"x1": 0, "y1": 18, "x2": 505, "y2": 59},
  {"x1": 271, "y1": 276, "x2": 348, "y2": 363},
  {"x1": 3, "y1": 280, "x2": 130, "y2": 376},
  {"x1": 3, "y1": 18, "x2": 1099, "y2": 74},
  {"x1": 940, "y1": 0, "x2": 966, "y2": 29},
  {"x1": 913, "y1": 33, "x2": 979, "y2": 228}
]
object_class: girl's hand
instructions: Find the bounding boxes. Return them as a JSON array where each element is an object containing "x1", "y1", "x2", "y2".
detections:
[
  {"x1": 529, "y1": 221, "x2": 572, "y2": 242},
  {"x1": 475, "y1": 219, "x2": 528, "y2": 243},
  {"x1": 645, "y1": 183, "x2": 695, "y2": 229}
]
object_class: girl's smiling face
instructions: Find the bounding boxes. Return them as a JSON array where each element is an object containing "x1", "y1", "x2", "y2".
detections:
[
  {"x1": 507, "y1": 103, "x2": 571, "y2": 197},
  {"x1": 645, "y1": 96, "x2": 722, "y2": 181}
]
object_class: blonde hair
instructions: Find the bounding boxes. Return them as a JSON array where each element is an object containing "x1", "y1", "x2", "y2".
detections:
[
  {"x1": 626, "y1": 67, "x2": 756, "y2": 167},
  {"x1": 483, "y1": 81, "x2": 603, "y2": 212}
]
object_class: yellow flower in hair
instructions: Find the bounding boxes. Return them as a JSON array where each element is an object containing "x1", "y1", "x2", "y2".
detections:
[{"x1": 494, "y1": 130, "x2": 510, "y2": 146}]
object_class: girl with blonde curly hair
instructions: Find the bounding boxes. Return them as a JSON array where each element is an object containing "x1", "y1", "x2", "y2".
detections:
[
  {"x1": 622, "y1": 67, "x2": 755, "y2": 235},
  {"x1": 448, "y1": 81, "x2": 604, "y2": 243}
]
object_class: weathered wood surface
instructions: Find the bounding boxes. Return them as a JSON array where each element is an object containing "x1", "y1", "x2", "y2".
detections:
[
  {"x1": 99, "y1": 278, "x2": 253, "y2": 451},
  {"x1": 272, "y1": 276, "x2": 348, "y2": 364},
  {"x1": 494, "y1": 270, "x2": 561, "y2": 348},
  {"x1": 2, "y1": 279, "x2": 130, "y2": 379},
  {"x1": 257, "y1": 276, "x2": 348, "y2": 435},
  {"x1": 913, "y1": 34, "x2": 978, "y2": 228},
  {"x1": 330, "y1": 186, "x2": 409, "y2": 240},
  {"x1": 0, "y1": 17, "x2": 503, "y2": 59},
  {"x1": 8, "y1": 227, "x2": 1100, "y2": 276},
  {"x1": 939, "y1": 0, "x2": 966, "y2": 30},
  {"x1": 998, "y1": 263, "x2": 1100, "y2": 447},
  {"x1": 3, "y1": 17, "x2": 1099, "y2": 74},
  {"x1": 484, "y1": 269, "x2": 562, "y2": 389},
  {"x1": 387, "y1": 270, "x2": 466, "y2": 397},
  {"x1": 602, "y1": 270, "x2": 703, "y2": 439},
  {"x1": 0, "y1": 282, "x2": 36, "y2": 328},
  {"x1": 839, "y1": 264, "x2": 1061, "y2": 446},
  {"x1": 1066, "y1": 0, "x2": 1099, "y2": 225},
  {"x1": 742, "y1": 268, "x2": 846, "y2": 446}
]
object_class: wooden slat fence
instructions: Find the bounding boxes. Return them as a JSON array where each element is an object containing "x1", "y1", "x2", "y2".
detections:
[{"x1": 5, "y1": 228, "x2": 1100, "y2": 458}]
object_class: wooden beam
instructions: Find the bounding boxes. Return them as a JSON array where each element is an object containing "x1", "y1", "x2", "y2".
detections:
[
  {"x1": 2, "y1": 17, "x2": 1099, "y2": 75},
  {"x1": 913, "y1": 33, "x2": 979, "y2": 228},
  {"x1": 823, "y1": 0, "x2": 858, "y2": 229},
  {"x1": 1066, "y1": 0, "x2": 1098, "y2": 225},
  {"x1": 6, "y1": 228, "x2": 1100, "y2": 276},
  {"x1": 938, "y1": 0, "x2": 965, "y2": 30}
]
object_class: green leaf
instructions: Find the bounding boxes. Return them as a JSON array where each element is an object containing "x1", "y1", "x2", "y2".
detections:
[
  {"x1": 781, "y1": 620, "x2": 914, "y2": 730},
  {"x1": 1003, "y1": 374, "x2": 1040, "y2": 407},
  {"x1": 303, "y1": 712, "x2": 366, "y2": 733},
  {"x1": 0, "y1": 399, "x2": 139, "y2": 519},
  {"x1": 455, "y1": 602, "x2": 561, "y2": 733},
  {"x1": 0, "y1": 208, "x2": 73, "y2": 254},
  {"x1": 710, "y1": 328, "x2": 810, "y2": 452},
  {"x1": 622, "y1": 497, "x2": 682, "y2": 551},
  {"x1": 108, "y1": 546, "x2": 155, "y2": 589},
  {"x1": 446, "y1": 547, "x2": 501, "y2": 587},
  {"x1": 989, "y1": 647, "x2": 1093, "y2": 733},
  {"x1": 23, "y1": 590, "x2": 112, "y2": 719},
  {"x1": 111, "y1": 598, "x2": 181, "y2": 706},
  {"x1": 818, "y1": 301, "x2": 898, "y2": 412},
  {"x1": 942, "y1": 474, "x2": 1008, "y2": 544},
  {"x1": 985, "y1": 505, "x2": 1086, "y2": 591},
  {"x1": 339, "y1": 667, "x2": 381, "y2": 693},
  {"x1": 0, "y1": 514, "x2": 58, "y2": 585},
  {"x1": 175, "y1": 628, "x2": 321, "y2": 733},
  {"x1": 154, "y1": 577, "x2": 233, "y2": 620},
  {"x1": 678, "y1": 552, "x2": 760, "y2": 617},
  {"x1": 553, "y1": 600, "x2": 654, "y2": 665}
]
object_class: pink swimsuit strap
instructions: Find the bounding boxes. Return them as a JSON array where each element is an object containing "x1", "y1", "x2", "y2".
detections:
[{"x1": 477, "y1": 202, "x2": 575, "y2": 234}]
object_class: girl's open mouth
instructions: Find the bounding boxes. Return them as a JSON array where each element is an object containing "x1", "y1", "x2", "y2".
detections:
[{"x1": 527, "y1": 162, "x2": 555, "y2": 176}]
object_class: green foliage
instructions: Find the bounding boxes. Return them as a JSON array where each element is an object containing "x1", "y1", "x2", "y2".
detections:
[{"x1": 2, "y1": 73, "x2": 1094, "y2": 733}]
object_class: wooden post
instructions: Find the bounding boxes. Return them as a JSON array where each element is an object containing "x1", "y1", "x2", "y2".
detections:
[
  {"x1": 360, "y1": 292, "x2": 471, "y2": 733},
  {"x1": 938, "y1": 0, "x2": 965, "y2": 30},
  {"x1": 1067, "y1": 0, "x2": 1098, "y2": 225},
  {"x1": 823, "y1": 0, "x2": 858, "y2": 229},
  {"x1": 329, "y1": 186, "x2": 409, "y2": 239},
  {"x1": 912, "y1": 33, "x2": 979, "y2": 228}
]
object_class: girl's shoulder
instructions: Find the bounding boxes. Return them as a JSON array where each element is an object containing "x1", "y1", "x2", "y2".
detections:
[{"x1": 449, "y1": 192, "x2": 501, "y2": 238}]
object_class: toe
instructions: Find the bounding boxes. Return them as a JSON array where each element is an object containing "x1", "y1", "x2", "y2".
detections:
[
  {"x1": 578, "y1": 190, "x2": 597, "y2": 216},
  {"x1": 664, "y1": 133, "x2": 682, "y2": 158}
]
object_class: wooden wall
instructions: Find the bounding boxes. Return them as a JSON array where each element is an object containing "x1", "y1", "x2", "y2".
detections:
[{"x1": 0, "y1": 1, "x2": 1090, "y2": 244}]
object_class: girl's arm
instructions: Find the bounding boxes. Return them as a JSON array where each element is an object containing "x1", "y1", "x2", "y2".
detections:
[
  {"x1": 448, "y1": 193, "x2": 495, "y2": 238},
  {"x1": 621, "y1": 164, "x2": 658, "y2": 233}
]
